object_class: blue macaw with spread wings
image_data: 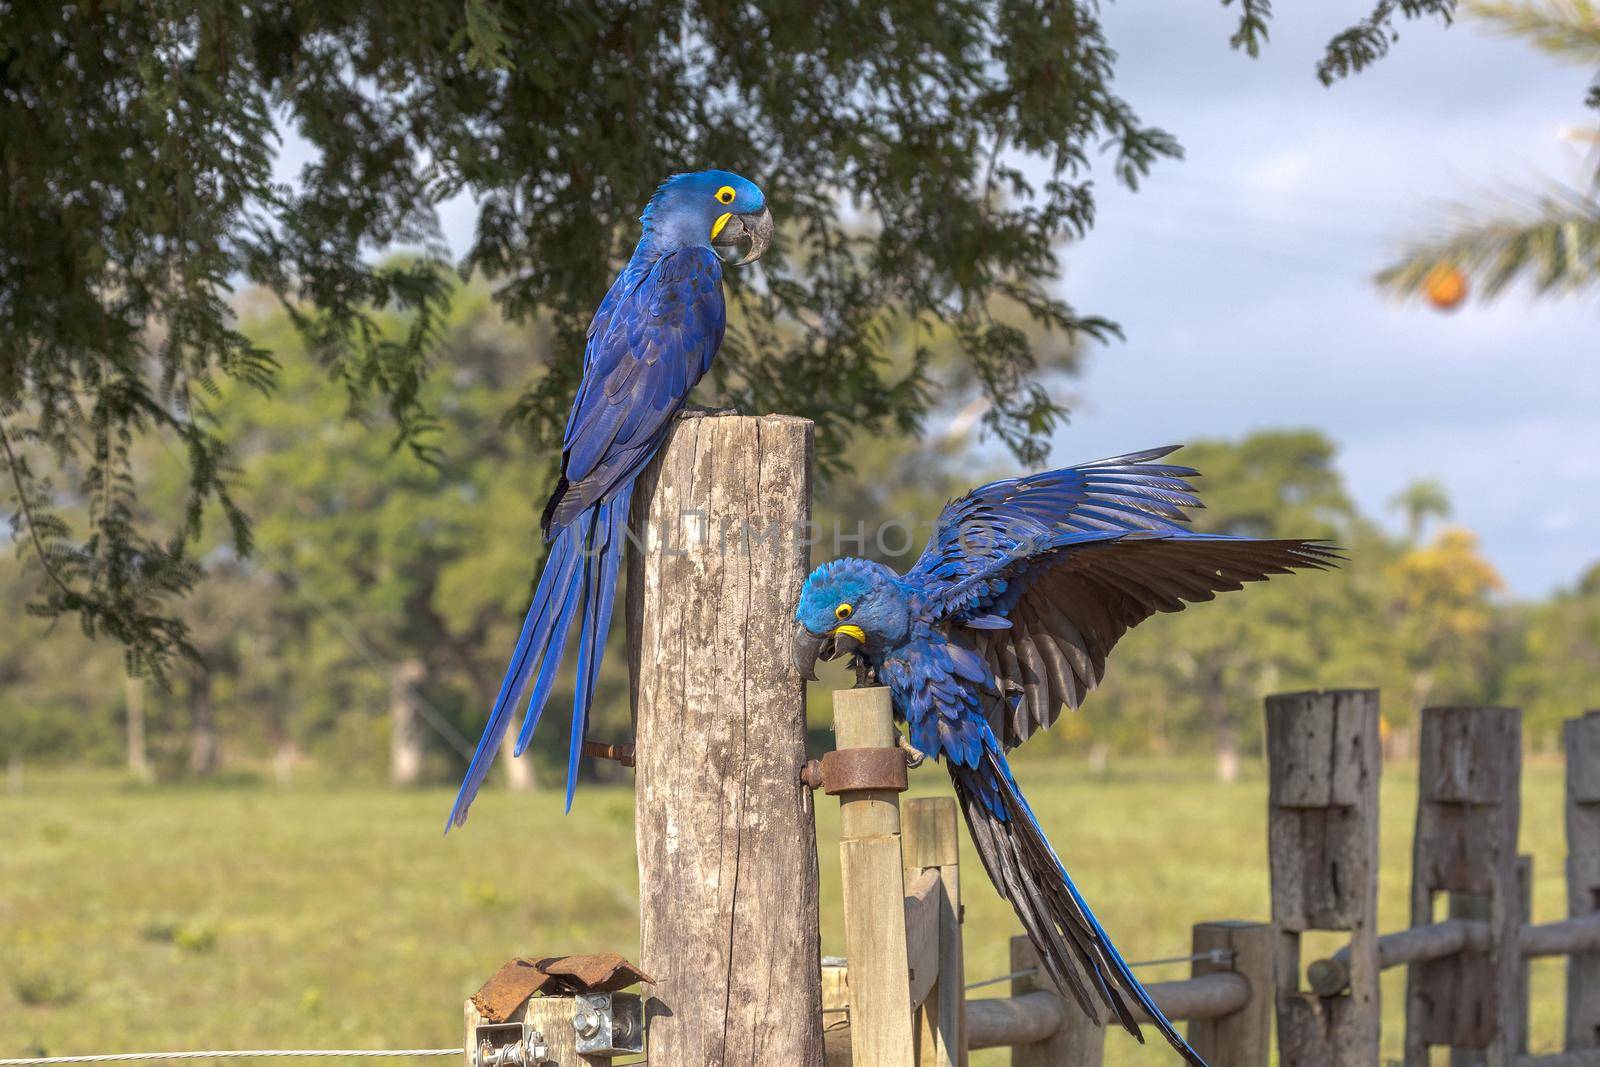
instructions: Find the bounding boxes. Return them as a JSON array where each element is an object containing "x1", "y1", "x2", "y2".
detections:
[
  {"x1": 449, "y1": 170, "x2": 773, "y2": 829},
  {"x1": 792, "y1": 447, "x2": 1340, "y2": 1064}
]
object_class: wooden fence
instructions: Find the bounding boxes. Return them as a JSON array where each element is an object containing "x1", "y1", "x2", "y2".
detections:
[{"x1": 814, "y1": 691, "x2": 1600, "y2": 1067}]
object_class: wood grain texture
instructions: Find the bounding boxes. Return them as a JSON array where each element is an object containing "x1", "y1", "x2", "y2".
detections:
[
  {"x1": 1187, "y1": 921, "x2": 1272, "y2": 1067},
  {"x1": 903, "y1": 869, "x2": 941, "y2": 1011},
  {"x1": 1405, "y1": 706, "x2": 1523, "y2": 1067},
  {"x1": 1266, "y1": 689, "x2": 1382, "y2": 1067},
  {"x1": 833, "y1": 686, "x2": 916, "y2": 1067},
  {"x1": 903, "y1": 796, "x2": 966, "y2": 1067},
  {"x1": 628, "y1": 414, "x2": 824, "y2": 1067},
  {"x1": 1567, "y1": 711, "x2": 1600, "y2": 1051}
]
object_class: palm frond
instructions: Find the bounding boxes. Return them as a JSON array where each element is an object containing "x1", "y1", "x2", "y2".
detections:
[
  {"x1": 1377, "y1": 186, "x2": 1600, "y2": 300},
  {"x1": 1466, "y1": 0, "x2": 1600, "y2": 64}
]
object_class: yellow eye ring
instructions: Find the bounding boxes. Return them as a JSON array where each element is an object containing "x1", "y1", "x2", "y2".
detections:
[
  {"x1": 715, "y1": 185, "x2": 736, "y2": 205},
  {"x1": 835, "y1": 603, "x2": 853, "y2": 621}
]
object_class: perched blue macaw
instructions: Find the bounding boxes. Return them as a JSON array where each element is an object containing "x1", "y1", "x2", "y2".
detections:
[
  {"x1": 449, "y1": 170, "x2": 773, "y2": 828},
  {"x1": 792, "y1": 447, "x2": 1340, "y2": 1065}
]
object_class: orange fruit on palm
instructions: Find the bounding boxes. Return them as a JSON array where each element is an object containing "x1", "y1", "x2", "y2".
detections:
[{"x1": 1423, "y1": 264, "x2": 1468, "y2": 310}]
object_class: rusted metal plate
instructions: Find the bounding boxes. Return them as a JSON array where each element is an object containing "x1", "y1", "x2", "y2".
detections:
[
  {"x1": 535, "y1": 952, "x2": 653, "y2": 994},
  {"x1": 472, "y1": 958, "x2": 550, "y2": 1023},
  {"x1": 470, "y1": 952, "x2": 653, "y2": 1022},
  {"x1": 821, "y1": 747, "x2": 908, "y2": 795}
]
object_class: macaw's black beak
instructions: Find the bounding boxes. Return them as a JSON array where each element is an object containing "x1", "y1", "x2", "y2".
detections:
[
  {"x1": 712, "y1": 204, "x2": 774, "y2": 265},
  {"x1": 791, "y1": 622, "x2": 863, "y2": 682}
]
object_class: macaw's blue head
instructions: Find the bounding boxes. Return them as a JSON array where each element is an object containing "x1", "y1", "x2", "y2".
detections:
[
  {"x1": 792, "y1": 558, "x2": 911, "y2": 680},
  {"x1": 640, "y1": 169, "x2": 773, "y2": 265}
]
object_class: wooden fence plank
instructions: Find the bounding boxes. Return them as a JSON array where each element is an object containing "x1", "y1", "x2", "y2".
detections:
[
  {"x1": 1008, "y1": 935, "x2": 1102, "y2": 1067},
  {"x1": 834, "y1": 686, "x2": 916, "y2": 1067},
  {"x1": 1567, "y1": 711, "x2": 1600, "y2": 1052},
  {"x1": 1266, "y1": 689, "x2": 1383, "y2": 1067},
  {"x1": 1188, "y1": 921, "x2": 1272, "y2": 1067},
  {"x1": 629, "y1": 414, "x2": 823, "y2": 1067},
  {"x1": 903, "y1": 796, "x2": 966, "y2": 1067},
  {"x1": 1405, "y1": 706, "x2": 1523, "y2": 1067},
  {"x1": 904, "y1": 869, "x2": 941, "y2": 1011}
]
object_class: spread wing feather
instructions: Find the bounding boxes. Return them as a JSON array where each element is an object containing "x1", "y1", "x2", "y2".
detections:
[
  {"x1": 976, "y1": 535, "x2": 1341, "y2": 748},
  {"x1": 906, "y1": 448, "x2": 1342, "y2": 749}
]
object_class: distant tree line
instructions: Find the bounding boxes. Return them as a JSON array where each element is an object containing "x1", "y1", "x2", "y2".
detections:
[{"x1": 1, "y1": 281, "x2": 1592, "y2": 787}]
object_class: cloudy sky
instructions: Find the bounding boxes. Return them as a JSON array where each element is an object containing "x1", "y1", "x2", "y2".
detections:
[{"x1": 1048, "y1": 4, "x2": 1597, "y2": 597}]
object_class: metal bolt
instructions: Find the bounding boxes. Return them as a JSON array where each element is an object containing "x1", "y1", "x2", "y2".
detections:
[
  {"x1": 475, "y1": 1032, "x2": 549, "y2": 1067},
  {"x1": 573, "y1": 1003, "x2": 601, "y2": 1039}
]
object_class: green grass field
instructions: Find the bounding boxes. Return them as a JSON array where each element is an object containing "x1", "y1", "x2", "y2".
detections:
[{"x1": 0, "y1": 755, "x2": 1572, "y2": 1065}]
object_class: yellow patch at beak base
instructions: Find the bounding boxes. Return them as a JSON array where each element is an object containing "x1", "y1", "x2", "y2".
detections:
[
  {"x1": 833, "y1": 624, "x2": 866, "y2": 643},
  {"x1": 711, "y1": 212, "x2": 733, "y2": 240}
]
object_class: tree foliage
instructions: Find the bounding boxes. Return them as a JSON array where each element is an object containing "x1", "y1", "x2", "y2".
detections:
[
  {"x1": 1, "y1": 1, "x2": 1458, "y2": 674},
  {"x1": 1387, "y1": 526, "x2": 1506, "y2": 713},
  {"x1": 1510, "y1": 561, "x2": 1600, "y2": 740}
]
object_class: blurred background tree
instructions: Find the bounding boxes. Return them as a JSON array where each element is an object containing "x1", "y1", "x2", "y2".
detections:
[
  {"x1": 4, "y1": 284, "x2": 1597, "y2": 786},
  {"x1": 1390, "y1": 477, "x2": 1453, "y2": 543},
  {"x1": 1510, "y1": 561, "x2": 1600, "y2": 746}
]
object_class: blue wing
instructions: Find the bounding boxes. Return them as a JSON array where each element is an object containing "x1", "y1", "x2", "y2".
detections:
[
  {"x1": 907, "y1": 447, "x2": 1340, "y2": 747},
  {"x1": 543, "y1": 247, "x2": 725, "y2": 533}
]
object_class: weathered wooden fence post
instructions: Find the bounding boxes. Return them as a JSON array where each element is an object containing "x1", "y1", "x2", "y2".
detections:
[
  {"x1": 1566, "y1": 710, "x2": 1600, "y2": 1051},
  {"x1": 1404, "y1": 706, "x2": 1523, "y2": 1067},
  {"x1": 1189, "y1": 920, "x2": 1274, "y2": 1067},
  {"x1": 1265, "y1": 689, "x2": 1382, "y2": 1066},
  {"x1": 1009, "y1": 936, "x2": 1099, "y2": 1066},
  {"x1": 833, "y1": 685, "x2": 917, "y2": 1067},
  {"x1": 902, "y1": 796, "x2": 966, "y2": 1067},
  {"x1": 629, "y1": 414, "x2": 823, "y2": 1066}
]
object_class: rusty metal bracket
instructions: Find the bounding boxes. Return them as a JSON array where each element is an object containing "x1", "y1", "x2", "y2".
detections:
[
  {"x1": 582, "y1": 740, "x2": 635, "y2": 767},
  {"x1": 801, "y1": 747, "x2": 909, "y2": 795}
]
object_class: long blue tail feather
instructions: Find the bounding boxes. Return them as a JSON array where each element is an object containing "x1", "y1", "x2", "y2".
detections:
[
  {"x1": 952, "y1": 738, "x2": 1206, "y2": 1066},
  {"x1": 446, "y1": 527, "x2": 585, "y2": 830},
  {"x1": 512, "y1": 513, "x2": 598, "y2": 758},
  {"x1": 563, "y1": 487, "x2": 631, "y2": 812}
]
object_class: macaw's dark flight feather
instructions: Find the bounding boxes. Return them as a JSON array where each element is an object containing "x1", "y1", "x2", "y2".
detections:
[
  {"x1": 905, "y1": 449, "x2": 1340, "y2": 748},
  {"x1": 973, "y1": 533, "x2": 1341, "y2": 749}
]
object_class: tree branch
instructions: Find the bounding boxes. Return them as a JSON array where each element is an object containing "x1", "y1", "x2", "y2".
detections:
[{"x1": 0, "y1": 415, "x2": 76, "y2": 600}]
